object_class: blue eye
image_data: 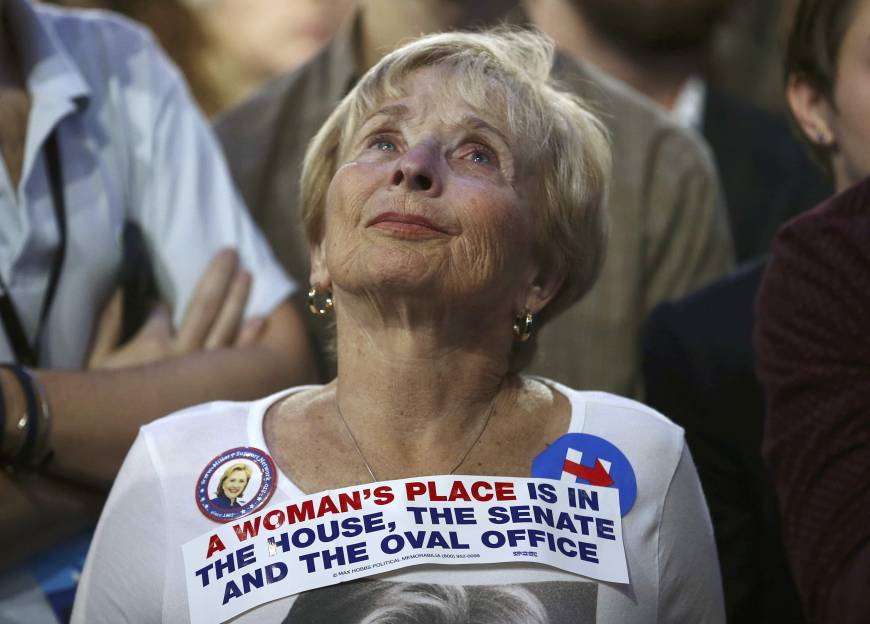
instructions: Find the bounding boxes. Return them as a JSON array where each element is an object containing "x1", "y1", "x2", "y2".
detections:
[
  {"x1": 459, "y1": 141, "x2": 497, "y2": 166},
  {"x1": 470, "y1": 150, "x2": 491, "y2": 164},
  {"x1": 374, "y1": 140, "x2": 396, "y2": 152}
]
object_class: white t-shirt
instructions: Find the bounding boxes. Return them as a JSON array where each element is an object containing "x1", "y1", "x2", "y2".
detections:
[
  {"x1": 0, "y1": 0, "x2": 293, "y2": 366},
  {"x1": 72, "y1": 380, "x2": 725, "y2": 623}
]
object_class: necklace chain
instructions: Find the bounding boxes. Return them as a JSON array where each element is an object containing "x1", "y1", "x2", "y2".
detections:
[{"x1": 334, "y1": 393, "x2": 499, "y2": 482}]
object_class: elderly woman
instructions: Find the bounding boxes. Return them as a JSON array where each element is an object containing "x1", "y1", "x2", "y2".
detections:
[{"x1": 72, "y1": 29, "x2": 724, "y2": 623}]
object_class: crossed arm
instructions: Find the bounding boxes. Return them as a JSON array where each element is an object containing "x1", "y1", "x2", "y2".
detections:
[{"x1": 0, "y1": 251, "x2": 317, "y2": 566}]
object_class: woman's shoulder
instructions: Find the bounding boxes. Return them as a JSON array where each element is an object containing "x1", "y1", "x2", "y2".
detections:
[
  {"x1": 531, "y1": 377, "x2": 687, "y2": 484},
  {"x1": 578, "y1": 391, "x2": 683, "y2": 434},
  {"x1": 532, "y1": 377, "x2": 684, "y2": 436}
]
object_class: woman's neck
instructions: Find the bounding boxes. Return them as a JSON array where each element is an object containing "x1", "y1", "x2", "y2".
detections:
[{"x1": 330, "y1": 300, "x2": 517, "y2": 477}]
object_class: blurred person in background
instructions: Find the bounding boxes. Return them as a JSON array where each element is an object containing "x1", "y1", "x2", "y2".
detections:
[
  {"x1": 216, "y1": 0, "x2": 734, "y2": 398},
  {"x1": 48, "y1": 0, "x2": 357, "y2": 115},
  {"x1": 529, "y1": 0, "x2": 832, "y2": 262},
  {"x1": 641, "y1": 284, "x2": 807, "y2": 618},
  {"x1": 47, "y1": 0, "x2": 223, "y2": 113},
  {"x1": 0, "y1": 0, "x2": 316, "y2": 619},
  {"x1": 617, "y1": 2, "x2": 831, "y2": 621},
  {"x1": 712, "y1": 0, "x2": 788, "y2": 115},
  {"x1": 756, "y1": 0, "x2": 870, "y2": 622},
  {"x1": 642, "y1": 253, "x2": 804, "y2": 624},
  {"x1": 192, "y1": 0, "x2": 357, "y2": 112}
]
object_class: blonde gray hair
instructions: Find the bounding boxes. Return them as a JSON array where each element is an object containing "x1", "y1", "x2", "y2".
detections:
[{"x1": 301, "y1": 28, "x2": 611, "y2": 366}]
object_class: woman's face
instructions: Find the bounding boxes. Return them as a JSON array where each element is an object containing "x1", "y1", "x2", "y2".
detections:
[
  {"x1": 313, "y1": 67, "x2": 542, "y2": 317},
  {"x1": 222, "y1": 470, "x2": 249, "y2": 501},
  {"x1": 824, "y1": 0, "x2": 870, "y2": 189}
]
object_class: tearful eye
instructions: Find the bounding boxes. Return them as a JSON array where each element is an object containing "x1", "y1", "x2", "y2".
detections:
[
  {"x1": 459, "y1": 143, "x2": 497, "y2": 166},
  {"x1": 373, "y1": 140, "x2": 396, "y2": 152},
  {"x1": 470, "y1": 150, "x2": 491, "y2": 164}
]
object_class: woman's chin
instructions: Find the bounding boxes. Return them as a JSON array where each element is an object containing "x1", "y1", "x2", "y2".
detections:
[
  {"x1": 342, "y1": 248, "x2": 446, "y2": 289},
  {"x1": 363, "y1": 273, "x2": 440, "y2": 297}
]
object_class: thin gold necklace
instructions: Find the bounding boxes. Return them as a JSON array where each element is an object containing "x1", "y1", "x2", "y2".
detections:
[{"x1": 334, "y1": 392, "x2": 499, "y2": 482}]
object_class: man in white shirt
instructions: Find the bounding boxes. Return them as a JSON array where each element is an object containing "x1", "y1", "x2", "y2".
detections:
[{"x1": 0, "y1": 0, "x2": 316, "y2": 569}]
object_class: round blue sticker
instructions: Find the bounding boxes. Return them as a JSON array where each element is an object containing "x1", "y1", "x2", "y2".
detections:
[
  {"x1": 531, "y1": 433, "x2": 637, "y2": 516},
  {"x1": 195, "y1": 447, "x2": 277, "y2": 523}
]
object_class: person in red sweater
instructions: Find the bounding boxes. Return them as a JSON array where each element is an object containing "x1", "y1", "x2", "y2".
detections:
[
  {"x1": 757, "y1": 1, "x2": 870, "y2": 621},
  {"x1": 757, "y1": 177, "x2": 870, "y2": 624}
]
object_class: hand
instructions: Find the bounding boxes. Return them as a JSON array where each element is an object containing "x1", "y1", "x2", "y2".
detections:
[{"x1": 88, "y1": 249, "x2": 265, "y2": 370}]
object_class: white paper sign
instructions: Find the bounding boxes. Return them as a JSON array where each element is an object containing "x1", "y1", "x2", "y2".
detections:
[{"x1": 183, "y1": 475, "x2": 627, "y2": 624}]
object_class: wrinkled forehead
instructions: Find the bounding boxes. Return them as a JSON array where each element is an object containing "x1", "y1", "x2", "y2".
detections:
[
  {"x1": 376, "y1": 65, "x2": 508, "y2": 114},
  {"x1": 372, "y1": 72, "x2": 513, "y2": 138},
  {"x1": 341, "y1": 65, "x2": 523, "y2": 155}
]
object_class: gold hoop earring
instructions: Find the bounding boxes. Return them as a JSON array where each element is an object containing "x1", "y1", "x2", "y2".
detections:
[
  {"x1": 308, "y1": 286, "x2": 334, "y2": 316},
  {"x1": 513, "y1": 311, "x2": 534, "y2": 342}
]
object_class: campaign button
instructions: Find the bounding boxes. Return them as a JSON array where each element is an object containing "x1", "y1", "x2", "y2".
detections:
[
  {"x1": 195, "y1": 447, "x2": 277, "y2": 523},
  {"x1": 531, "y1": 433, "x2": 637, "y2": 516}
]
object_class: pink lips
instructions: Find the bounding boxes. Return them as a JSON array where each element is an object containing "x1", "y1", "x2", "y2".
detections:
[{"x1": 367, "y1": 212, "x2": 448, "y2": 235}]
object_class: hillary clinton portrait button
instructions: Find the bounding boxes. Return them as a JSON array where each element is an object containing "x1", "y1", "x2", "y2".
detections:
[{"x1": 195, "y1": 447, "x2": 277, "y2": 523}]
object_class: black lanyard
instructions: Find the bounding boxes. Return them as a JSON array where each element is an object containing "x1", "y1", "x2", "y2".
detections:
[{"x1": 0, "y1": 130, "x2": 67, "y2": 367}]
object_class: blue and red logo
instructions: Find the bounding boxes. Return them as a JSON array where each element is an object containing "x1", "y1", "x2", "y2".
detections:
[
  {"x1": 195, "y1": 447, "x2": 277, "y2": 523},
  {"x1": 531, "y1": 433, "x2": 637, "y2": 516}
]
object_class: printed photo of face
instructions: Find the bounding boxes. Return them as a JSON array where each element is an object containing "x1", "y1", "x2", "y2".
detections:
[
  {"x1": 283, "y1": 579, "x2": 597, "y2": 624},
  {"x1": 222, "y1": 470, "x2": 249, "y2": 502},
  {"x1": 211, "y1": 462, "x2": 254, "y2": 508}
]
